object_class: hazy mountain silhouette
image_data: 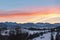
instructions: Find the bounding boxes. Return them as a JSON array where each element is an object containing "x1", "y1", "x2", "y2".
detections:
[{"x1": 0, "y1": 22, "x2": 60, "y2": 28}]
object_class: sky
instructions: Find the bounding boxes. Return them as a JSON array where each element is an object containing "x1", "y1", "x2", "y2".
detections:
[
  {"x1": 0, "y1": 0, "x2": 60, "y2": 23},
  {"x1": 0, "y1": 0, "x2": 59, "y2": 10}
]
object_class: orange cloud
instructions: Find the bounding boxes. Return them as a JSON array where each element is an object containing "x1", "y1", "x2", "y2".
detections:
[{"x1": 0, "y1": 6, "x2": 60, "y2": 23}]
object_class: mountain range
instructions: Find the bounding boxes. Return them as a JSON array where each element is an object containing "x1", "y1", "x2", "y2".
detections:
[{"x1": 0, "y1": 22, "x2": 60, "y2": 28}]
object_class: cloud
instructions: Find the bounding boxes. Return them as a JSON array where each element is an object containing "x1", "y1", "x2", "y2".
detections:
[{"x1": 0, "y1": 6, "x2": 60, "y2": 16}]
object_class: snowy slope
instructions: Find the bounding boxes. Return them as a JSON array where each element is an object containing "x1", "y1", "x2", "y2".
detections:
[{"x1": 33, "y1": 32, "x2": 57, "y2": 40}]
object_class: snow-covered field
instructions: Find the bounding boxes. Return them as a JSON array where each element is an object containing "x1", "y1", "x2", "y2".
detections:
[
  {"x1": 33, "y1": 32, "x2": 57, "y2": 40},
  {"x1": 21, "y1": 29, "x2": 57, "y2": 40},
  {"x1": 1, "y1": 28, "x2": 57, "y2": 40},
  {"x1": 21, "y1": 29, "x2": 45, "y2": 34}
]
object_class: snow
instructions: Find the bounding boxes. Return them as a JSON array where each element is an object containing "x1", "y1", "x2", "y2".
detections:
[
  {"x1": 33, "y1": 33, "x2": 51, "y2": 40},
  {"x1": 21, "y1": 29, "x2": 45, "y2": 34},
  {"x1": 53, "y1": 32, "x2": 57, "y2": 40},
  {"x1": 33, "y1": 32, "x2": 57, "y2": 40},
  {"x1": 1, "y1": 30, "x2": 10, "y2": 36}
]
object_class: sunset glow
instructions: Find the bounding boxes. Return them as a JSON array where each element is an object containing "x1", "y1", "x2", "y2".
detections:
[{"x1": 0, "y1": 6, "x2": 60, "y2": 24}]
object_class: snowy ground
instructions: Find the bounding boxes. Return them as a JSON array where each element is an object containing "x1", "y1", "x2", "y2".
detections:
[
  {"x1": 32, "y1": 32, "x2": 57, "y2": 40},
  {"x1": 1, "y1": 28, "x2": 57, "y2": 40},
  {"x1": 21, "y1": 29, "x2": 48, "y2": 34},
  {"x1": 22, "y1": 29, "x2": 57, "y2": 40}
]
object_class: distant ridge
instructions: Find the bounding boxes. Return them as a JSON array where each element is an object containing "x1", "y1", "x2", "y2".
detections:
[{"x1": 0, "y1": 22, "x2": 60, "y2": 28}]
